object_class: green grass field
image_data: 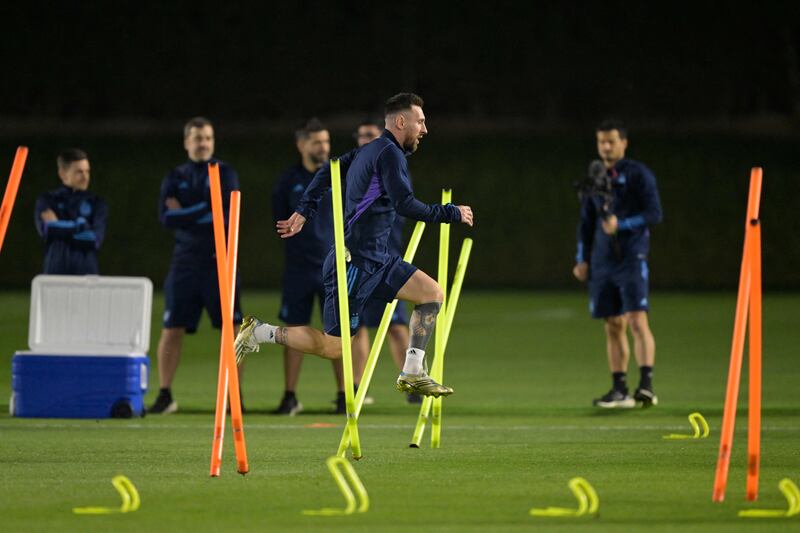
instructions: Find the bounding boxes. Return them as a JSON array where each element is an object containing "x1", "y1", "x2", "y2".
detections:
[{"x1": 0, "y1": 291, "x2": 798, "y2": 532}]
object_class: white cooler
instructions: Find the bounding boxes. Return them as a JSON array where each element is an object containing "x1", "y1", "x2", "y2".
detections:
[{"x1": 11, "y1": 275, "x2": 152, "y2": 418}]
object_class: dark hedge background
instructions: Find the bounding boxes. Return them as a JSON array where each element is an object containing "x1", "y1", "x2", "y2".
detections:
[{"x1": 1, "y1": 2, "x2": 799, "y2": 289}]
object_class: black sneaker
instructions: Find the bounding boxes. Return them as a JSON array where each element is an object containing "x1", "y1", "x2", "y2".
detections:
[
  {"x1": 333, "y1": 391, "x2": 346, "y2": 415},
  {"x1": 592, "y1": 389, "x2": 635, "y2": 408},
  {"x1": 273, "y1": 393, "x2": 303, "y2": 416},
  {"x1": 407, "y1": 392, "x2": 423, "y2": 405},
  {"x1": 149, "y1": 391, "x2": 178, "y2": 414},
  {"x1": 634, "y1": 387, "x2": 659, "y2": 407}
]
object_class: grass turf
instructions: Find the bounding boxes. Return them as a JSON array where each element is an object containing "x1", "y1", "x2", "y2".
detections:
[{"x1": 0, "y1": 291, "x2": 798, "y2": 532}]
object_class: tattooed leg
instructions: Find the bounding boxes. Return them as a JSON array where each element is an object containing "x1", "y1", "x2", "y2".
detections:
[{"x1": 403, "y1": 302, "x2": 442, "y2": 375}]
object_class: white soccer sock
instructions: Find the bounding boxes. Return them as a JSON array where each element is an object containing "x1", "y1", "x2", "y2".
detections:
[
  {"x1": 253, "y1": 323, "x2": 278, "y2": 344},
  {"x1": 402, "y1": 348, "x2": 425, "y2": 375}
]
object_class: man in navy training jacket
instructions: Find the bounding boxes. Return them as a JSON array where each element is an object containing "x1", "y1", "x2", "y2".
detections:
[
  {"x1": 35, "y1": 148, "x2": 107, "y2": 275},
  {"x1": 573, "y1": 120, "x2": 663, "y2": 408},
  {"x1": 271, "y1": 118, "x2": 344, "y2": 415},
  {"x1": 150, "y1": 117, "x2": 243, "y2": 414}
]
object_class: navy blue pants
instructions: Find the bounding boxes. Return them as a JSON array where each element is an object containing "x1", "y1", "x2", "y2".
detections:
[{"x1": 322, "y1": 252, "x2": 417, "y2": 337}]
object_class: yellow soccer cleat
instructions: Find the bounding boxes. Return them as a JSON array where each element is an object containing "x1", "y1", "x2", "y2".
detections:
[
  {"x1": 396, "y1": 372, "x2": 453, "y2": 398},
  {"x1": 234, "y1": 315, "x2": 261, "y2": 366}
]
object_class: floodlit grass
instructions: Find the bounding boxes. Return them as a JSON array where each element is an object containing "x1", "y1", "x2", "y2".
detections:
[{"x1": 1, "y1": 291, "x2": 798, "y2": 531}]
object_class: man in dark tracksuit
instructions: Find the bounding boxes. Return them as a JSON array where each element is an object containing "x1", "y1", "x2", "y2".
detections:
[
  {"x1": 573, "y1": 120, "x2": 663, "y2": 408},
  {"x1": 236, "y1": 93, "x2": 474, "y2": 399},
  {"x1": 270, "y1": 118, "x2": 339, "y2": 415},
  {"x1": 34, "y1": 148, "x2": 107, "y2": 274},
  {"x1": 150, "y1": 117, "x2": 243, "y2": 414}
]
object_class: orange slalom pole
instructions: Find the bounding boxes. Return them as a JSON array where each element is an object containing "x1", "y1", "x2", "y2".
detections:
[
  {"x1": 210, "y1": 191, "x2": 241, "y2": 476},
  {"x1": 746, "y1": 222, "x2": 762, "y2": 500},
  {"x1": 0, "y1": 146, "x2": 29, "y2": 253},
  {"x1": 712, "y1": 168, "x2": 762, "y2": 502},
  {"x1": 208, "y1": 164, "x2": 248, "y2": 475},
  {"x1": 746, "y1": 170, "x2": 763, "y2": 501}
]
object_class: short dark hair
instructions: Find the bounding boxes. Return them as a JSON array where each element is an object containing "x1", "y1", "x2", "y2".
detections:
[
  {"x1": 359, "y1": 114, "x2": 384, "y2": 129},
  {"x1": 295, "y1": 117, "x2": 327, "y2": 141},
  {"x1": 57, "y1": 148, "x2": 88, "y2": 169},
  {"x1": 596, "y1": 119, "x2": 627, "y2": 139},
  {"x1": 184, "y1": 116, "x2": 213, "y2": 138},
  {"x1": 384, "y1": 93, "x2": 424, "y2": 116}
]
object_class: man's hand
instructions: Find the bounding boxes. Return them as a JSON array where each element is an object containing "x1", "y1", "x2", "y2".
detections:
[
  {"x1": 165, "y1": 197, "x2": 182, "y2": 210},
  {"x1": 601, "y1": 214, "x2": 618, "y2": 235},
  {"x1": 457, "y1": 205, "x2": 473, "y2": 226},
  {"x1": 40, "y1": 209, "x2": 58, "y2": 222},
  {"x1": 276, "y1": 212, "x2": 307, "y2": 239},
  {"x1": 573, "y1": 262, "x2": 589, "y2": 282}
]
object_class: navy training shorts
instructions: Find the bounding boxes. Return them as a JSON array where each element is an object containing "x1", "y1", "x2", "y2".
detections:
[
  {"x1": 322, "y1": 251, "x2": 417, "y2": 337},
  {"x1": 163, "y1": 261, "x2": 243, "y2": 333},
  {"x1": 588, "y1": 257, "x2": 650, "y2": 319},
  {"x1": 278, "y1": 266, "x2": 325, "y2": 325}
]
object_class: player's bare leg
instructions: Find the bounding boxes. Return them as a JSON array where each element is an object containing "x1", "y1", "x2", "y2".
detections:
[
  {"x1": 234, "y1": 317, "x2": 341, "y2": 364},
  {"x1": 627, "y1": 310, "x2": 657, "y2": 406},
  {"x1": 274, "y1": 336, "x2": 305, "y2": 415},
  {"x1": 386, "y1": 323, "x2": 421, "y2": 403},
  {"x1": 157, "y1": 327, "x2": 184, "y2": 388},
  {"x1": 351, "y1": 327, "x2": 370, "y2": 383},
  {"x1": 394, "y1": 269, "x2": 453, "y2": 397},
  {"x1": 234, "y1": 269, "x2": 451, "y2": 397},
  {"x1": 604, "y1": 315, "x2": 630, "y2": 372},
  {"x1": 593, "y1": 315, "x2": 635, "y2": 408},
  {"x1": 150, "y1": 327, "x2": 184, "y2": 414}
]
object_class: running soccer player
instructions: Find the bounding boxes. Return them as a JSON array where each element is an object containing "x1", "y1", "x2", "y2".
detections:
[
  {"x1": 281, "y1": 115, "x2": 420, "y2": 405},
  {"x1": 235, "y1": 93, "x2": 473, "y2": 397},
  {"x1": 573, "y1": 120, "x2": 663, "y2": 408},
  {"x1": 351, "y1": 117, "x2": 419, "y2": 403}
]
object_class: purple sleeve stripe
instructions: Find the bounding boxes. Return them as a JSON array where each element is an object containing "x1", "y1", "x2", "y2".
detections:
[{"x1": 346, "y1": 173, "x2": 383, "y2": 229}]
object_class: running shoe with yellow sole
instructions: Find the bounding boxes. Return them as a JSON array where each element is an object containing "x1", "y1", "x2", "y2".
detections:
[
  {"x1": 234, "y1": 315, "x2": 262, "y2": 366},
  {"x1": 396, "y1": 372, "x2": 453, "y2": 398}
]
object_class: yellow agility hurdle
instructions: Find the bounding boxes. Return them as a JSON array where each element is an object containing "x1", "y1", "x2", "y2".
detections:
[
  {"x1": 73, "y1": 475, "x2": 141, "y2": 515},
  {"x1": 302, "y1": 456, "x2": 369, "y2": 516}
]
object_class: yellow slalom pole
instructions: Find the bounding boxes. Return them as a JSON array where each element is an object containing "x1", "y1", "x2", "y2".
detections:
[
  {"x1": 410, "y1": 237, "x2": 473, "y2": 447},
  {"x1": 337, "y1": 221, "x2": 426, "y2": 457},
  {"x1": 431, "y1": 189, "x2": 451, "y2": 448},
  {"x1": 330, "y1": 159, "x2": 361, "y2": 459}
]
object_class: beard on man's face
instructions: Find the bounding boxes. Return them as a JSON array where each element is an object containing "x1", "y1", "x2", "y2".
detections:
[
  {"x1": 403, "y1": 137, "x2": 420, "y2": 153},
  {"x1": 309, "y1": 151, "x2": 329, "y2": 166}
]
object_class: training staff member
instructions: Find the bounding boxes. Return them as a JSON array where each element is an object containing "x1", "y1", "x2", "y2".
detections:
[
  {"x1": 573, "y1": 120, "x2": 663, "y2": 408},
  {"x1": 271, "y1": 118, "x2": 339, "y2": 415},
  {"x1": 150, "y1": 117, "x2": 242, "y2": 414},
  {"x1": 34, "y1": 148, "x2": 107, "y2": 275}
]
